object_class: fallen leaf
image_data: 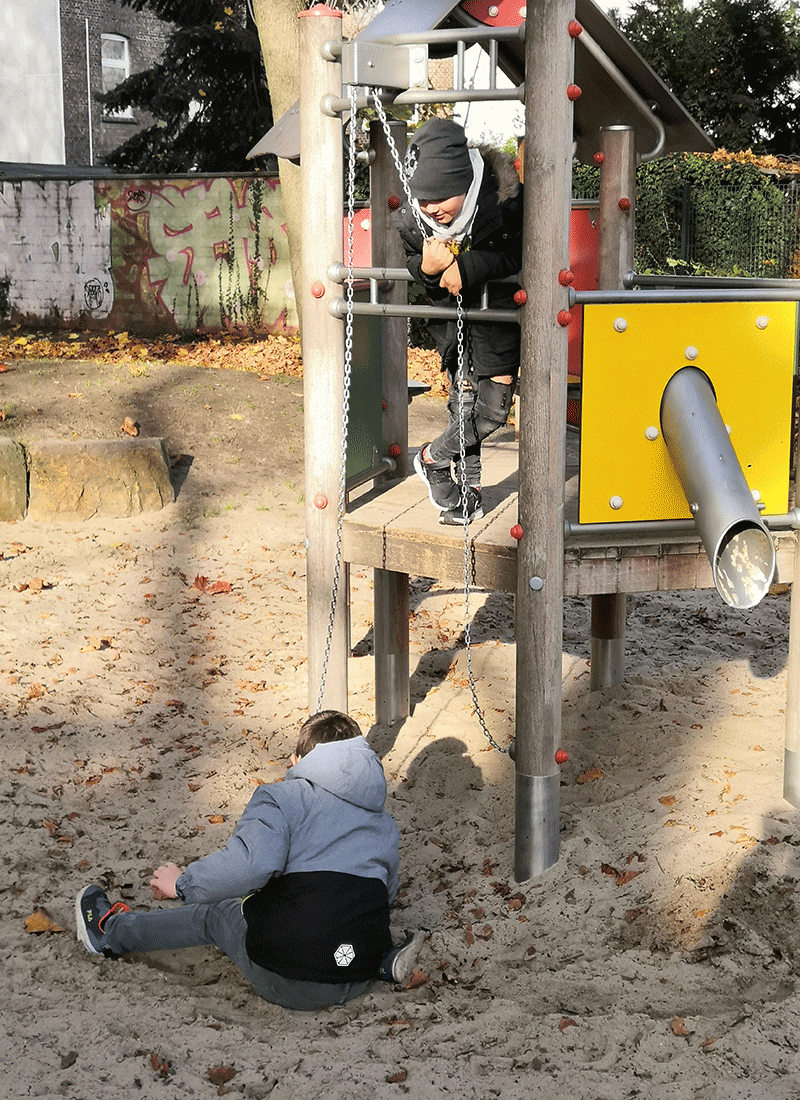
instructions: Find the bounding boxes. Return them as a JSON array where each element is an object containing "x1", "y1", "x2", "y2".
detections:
[
  {"x1": 208, "y1": 814, "x2": 225, "y2": 824},
  {"x1": 120, "y1": 416, "x2": 139, "y2": 436},
  {"x1": 208, "y1": 1067, "x2": 237, "y2": 1086},
  {"x1": 576, "y1": 767, "x2": 603, "y2": 784},
  {"x1": 192, "y1": 574, "x2": 233, "y2": 594},
  {"x1": 464, "y1": 924, "x2": 475, "y2": 945},
  {"x1": 615, "y1": 870, "x2": 643, "y2": 887},
  {"x1": 405, "y1": 968, "x2": 428, "y2": 989},
  {"x1": 150, "y1": 1052, "x2": 171, "y2": 1078},
  {"x1": 386, "y1": 1069, "x2": 407, "y2": 1083},
  {"x1": 559, "y1": 1018, "x2": 578, "y2": 1031},
  {"x1": 671, "y1": 1016, "x2": 692, "y2": 1036},
  {"x1": 659, "y1": 795, "x2": 676, "y2": 806},
  {"x1": 24, "y1": 908, "x2": 64, "y2": 934}
]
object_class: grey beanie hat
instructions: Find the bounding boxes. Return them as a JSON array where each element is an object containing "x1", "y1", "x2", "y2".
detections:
[{"x1": 404, "y1": 119, "x2": 474, "y2": 202}]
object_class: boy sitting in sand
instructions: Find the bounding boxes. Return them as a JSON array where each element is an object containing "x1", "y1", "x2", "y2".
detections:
[{"x1": 76, "y1": 710, "x2": 423, "y2": 1011}]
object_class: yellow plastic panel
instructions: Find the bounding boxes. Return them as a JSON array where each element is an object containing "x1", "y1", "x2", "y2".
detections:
[{"x1": 579, "y1": 301, "x2": 797, "y2": 523}]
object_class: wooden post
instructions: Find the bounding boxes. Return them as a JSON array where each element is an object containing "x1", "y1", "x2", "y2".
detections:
[
  {"x1": 299, "y1": 7, "x2": 349, "y2": 714},
  {"x1": 590, "y1": 125, "x2": 636, "y2": 691},
  {"x1": 784, "y1": 424, "x2": 800, "y2": 804},
  {"x1": 370, "y1": 118, "x2": 410, "y2": 725},
  {"x1": 515, "y1": 0, "x2": 575, "y2": 880}
]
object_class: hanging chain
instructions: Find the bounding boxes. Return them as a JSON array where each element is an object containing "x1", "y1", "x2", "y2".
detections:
[
  {"x1": 455, "y1": 294, "x2": 507, "y2": 755},
  {"x1": 315, "y1": 81, "x2": 359, "y2": 713},
  {"x1": 318, "y1": 89, "x2": 505, "y2": 753}
]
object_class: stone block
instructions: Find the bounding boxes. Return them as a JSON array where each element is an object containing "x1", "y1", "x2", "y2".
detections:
[
  {"x1": 0, "y1": 439, "x2": 28, "y2": 521},
  {"x1": 27, "y1": 438, "x2": 174, "y2": 521}
]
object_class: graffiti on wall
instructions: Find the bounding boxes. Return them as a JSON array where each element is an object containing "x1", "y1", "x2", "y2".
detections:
[
  {"x1": 0, "y1": 174, "x2": 298, "y2": 336},
  {"x1": 0, "y1": 179, "x2": 114, "y2": 325},
  {"x1": 98, "y1": 175, "x2": 298, "y2": 335}
]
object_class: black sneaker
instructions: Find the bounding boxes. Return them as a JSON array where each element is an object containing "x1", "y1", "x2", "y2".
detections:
[
  {"x1": 414, "y1": 446, "x2": 459, "y2": 512},
  {"x1": 439, "y1": 488, "x2": 484, "y2": 526},
  {"x1": 75, "y1": 884, "x2": 130, "y2": 957},
  {"x1": 377, "y1": 930, "x2": 426, "y2": 983}
]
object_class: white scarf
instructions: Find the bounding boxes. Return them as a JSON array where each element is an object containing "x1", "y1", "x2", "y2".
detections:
[{"x1": 413, "y1": 148, "x2": 485, "y2": 243}]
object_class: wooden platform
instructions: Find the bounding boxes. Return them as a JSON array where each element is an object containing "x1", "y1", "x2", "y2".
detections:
[{"x1": 343, "y1": 440, "x2": 797, "y2": 595}]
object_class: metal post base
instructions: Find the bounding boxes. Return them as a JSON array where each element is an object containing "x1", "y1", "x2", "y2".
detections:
[
  {"x1": 514, "y1": 771, "x2": 560, "y2": 882},
  {"x1": 784, "y1": 749, "x2": 800, "y2": 806}
]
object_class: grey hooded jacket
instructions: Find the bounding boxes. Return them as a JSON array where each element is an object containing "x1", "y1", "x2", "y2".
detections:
[{"x1": 175, "y1": 737, "x2": 399, "y2": 983}]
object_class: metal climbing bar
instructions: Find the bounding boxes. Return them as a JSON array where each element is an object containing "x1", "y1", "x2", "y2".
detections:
[
  {"x1": 572, "y1": 287, "x2": 800, "y2": 304},
  {"x1": 328, "y1": 299, "x2": 519, "y2": 323}
]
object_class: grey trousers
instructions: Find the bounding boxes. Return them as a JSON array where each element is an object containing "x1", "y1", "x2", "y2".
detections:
[{"x1": 104, "y1": 899, "x2": 374, "y2": 1011}]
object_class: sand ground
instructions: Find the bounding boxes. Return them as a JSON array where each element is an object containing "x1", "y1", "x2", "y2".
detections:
[{"x1": 2, "y1": 358, "x2": 800, "y2": 1099}]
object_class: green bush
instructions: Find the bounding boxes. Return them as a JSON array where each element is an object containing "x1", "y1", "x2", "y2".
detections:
[{"x1": 571, "y1": 152, "x2": 795, "y2": 278}]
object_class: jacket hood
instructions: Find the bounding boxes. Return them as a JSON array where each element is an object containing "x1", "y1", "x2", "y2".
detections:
[
  {"x1": 286, "y1": 737, "x2": 387, "y2": 812},
  {"x1": 478, "y1": 145, "x2": 521, "y2": 204}
]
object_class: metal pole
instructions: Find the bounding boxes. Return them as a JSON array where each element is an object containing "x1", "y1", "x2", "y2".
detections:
[
  {"x1": 369, "y1": 118, "x2": 410, "y2": 726},
  {"x1": 300, "y1": 7, "x2": 348, "y2": 714},
  {"x1": 515, "y1": 0, "x2": 574, "y2": 881},
  {"x1": 590, "y1": 125, "x2": 636, "y2": 691}
]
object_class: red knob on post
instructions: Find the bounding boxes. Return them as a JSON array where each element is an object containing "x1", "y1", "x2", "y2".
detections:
[
  {"x1": 568, "y1": 20, "x2": 583, "y2": 36},
  {"x1": 557, "y1": 310, "x2": 573, "y2": 327},
  {"x1": 311, "y1": 283, "x2": 325, "y2": 299},
  {"x1": 555, "y1": 748, "x2": 569, "y2": 764},
  {"x1": 618, "y1": 197, "x2": 631, "y2": 211},
  {"x1": 593, "y1": 152, "x2": 605, "y2": 165},
  {"x1": 513, "y1": 289, "x2": 528, "y2": 305},
  {"x1": 313, "y1": 494, "x2": 328, "y2": 509},
  {"x1": 387, "y1": 195, "x2": 401, "y2": 210},
  {"x1": 558, "y1": 270, "x2": 574, "y2": 287},
  {"x1": 567, "y1": 84, "x2": 582, "y2": 101},
  {"x1": 389, "y1": 444, "x2": 401, "y2": 458},
  {"x1": 510, "y1": 524, "x2": 523, "y2": 540}
]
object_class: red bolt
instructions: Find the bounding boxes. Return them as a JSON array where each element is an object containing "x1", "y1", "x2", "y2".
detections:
[
  {"x1": 557, "y1": 310, "x2": 573, "y2": 327},
  {"x1": 593, "y1": 151, "x2": 605, "y2": 165},
  {"x1": 313, "y1": 494, "x2": 328, "y2": 509},
  {"x1": 567, "y1": 84, "x2": 582, "y2": 101},
  {"x1": 387, "y1": 195, "x2": 401, "y2": 210},
  {"x1": 510, "y1": 524, "x2": 523, "y2": 540},
  {"x1": 389, "y1": 444, "x2": 401, "y2": 458},
  {"x1": 381, "y1": 400, "x2": 387, "y2": 410},
  {"x1": 555, "y1": 748, "x2": 569, "y2": 764},
  {"x1": 311, "y1": 282, "x2": 325, "y2": 298},
  {"x1": 513, "y1": 157, "x2": 521, "y2": 173},
  {"x1": 568, "y1": 20, "x2": 583, "y2": 36},
  {"x1": 618, "y1": 197, "x2": 631, "y2": 211},
  {"x1": 513, "y1": 288, "x2": 528, "y2": 305},
  {"x1": 558, "y1": 269, "x2": 575, "y2": 287}
]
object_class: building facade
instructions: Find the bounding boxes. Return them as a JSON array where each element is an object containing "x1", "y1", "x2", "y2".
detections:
[{"x1": 0, "y1": 0, "x2": 170, "y2": 167}]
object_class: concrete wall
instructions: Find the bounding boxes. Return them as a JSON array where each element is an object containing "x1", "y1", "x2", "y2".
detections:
[{"x1": 0, "y1": 173, "x2": 298, "y2": 336}]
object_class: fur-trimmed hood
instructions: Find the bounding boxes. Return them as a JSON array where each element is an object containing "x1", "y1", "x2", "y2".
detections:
[{"x1": 477, "y1": 144, "x2": 521, "y2": 204}]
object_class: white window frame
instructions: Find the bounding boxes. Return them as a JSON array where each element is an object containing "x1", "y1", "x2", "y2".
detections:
[{"x1": 101, "y1": 33, "x2": 134, "y2": 120}]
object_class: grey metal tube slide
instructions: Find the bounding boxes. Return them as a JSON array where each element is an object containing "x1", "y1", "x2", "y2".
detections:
[{"x1": 660, "y1": 367, "x2": 776, "y2": 609}]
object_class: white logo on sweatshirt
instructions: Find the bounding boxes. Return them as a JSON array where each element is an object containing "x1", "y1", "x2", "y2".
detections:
[{"x1": 334, "y1": 943, "x2": 355, "y2": 967}]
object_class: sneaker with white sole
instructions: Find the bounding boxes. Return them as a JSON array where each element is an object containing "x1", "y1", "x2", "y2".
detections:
[
  {"x1": 377, "y1": 929, "x2": 427, "y2": 983},
  {"x1": 439, "y1": 488, "x2": 484, "y2": 526},
  {"x1": 413, "y1": 446, "x2": 459, "y2": 512},
  {"x1": 75, "y1": 884, "x2": 130, "y2": 958}
]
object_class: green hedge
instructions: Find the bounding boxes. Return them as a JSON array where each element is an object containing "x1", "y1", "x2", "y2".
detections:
[{"x1": 573, "y1": 152, "x2": 795, "y2": 278}]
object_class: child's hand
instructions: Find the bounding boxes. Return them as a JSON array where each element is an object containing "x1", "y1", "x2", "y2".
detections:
[
  {"x1": 421, "y1": 238, "x2": 454, "y2": 276},
  {"x1": 439, "y1": 262, "x2": 462, "y2": 295},
  {"x1": 150, "y1": 862, "x2": 184, "y2": 900}
]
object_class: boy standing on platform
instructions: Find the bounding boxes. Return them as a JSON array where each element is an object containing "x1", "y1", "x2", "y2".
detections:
[{"x1": 397, "y1": 118, "x2": 524, "y2": 525}]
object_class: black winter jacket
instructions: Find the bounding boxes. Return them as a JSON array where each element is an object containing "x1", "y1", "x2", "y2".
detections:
[{"x1": 397, "y1": 145, "x2": 523, "y2": 380}]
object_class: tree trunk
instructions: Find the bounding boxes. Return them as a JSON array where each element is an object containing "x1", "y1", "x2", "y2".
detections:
[{"x1": 251, "y1": 0, "x2": 305, "y2": 336}]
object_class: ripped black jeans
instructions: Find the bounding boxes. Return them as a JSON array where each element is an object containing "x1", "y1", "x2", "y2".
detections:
[{"x1": 426, "y1": 375, "x2": 515, "y2": 487}]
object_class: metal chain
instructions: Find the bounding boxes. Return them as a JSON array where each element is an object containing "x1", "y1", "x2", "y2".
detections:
[
  {"x1": 315, "y1": 82, "x2": 358, "y2": 713},
  {"x1": 321, "y1": 89, "x2": 504, "y2": 753},
  {"x1": 455, "y1": 294, "x2": 507, "y2": 754}
]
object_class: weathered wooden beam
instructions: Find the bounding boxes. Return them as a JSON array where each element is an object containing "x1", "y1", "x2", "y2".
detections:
[{"x1": 300, "y1": 8, "x2": 348, "y2": 714}]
